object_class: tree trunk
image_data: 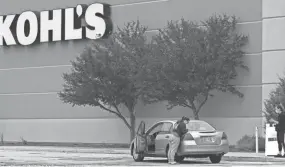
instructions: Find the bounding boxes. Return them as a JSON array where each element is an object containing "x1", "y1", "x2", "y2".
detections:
[
  {"x1": 193, "y1": 108, "x2": 199, "y2": 120},
  {"x1": 194, "y1": 112, "x2": 199, "y2": 120},
  {"x1": 130, "y1": 111, "x2": 136, "y2": 143}
]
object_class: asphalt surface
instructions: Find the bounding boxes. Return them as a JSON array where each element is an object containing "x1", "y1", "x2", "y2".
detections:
[{"x1": 0, "y1": 146, "x2": 285, "y2": 166}]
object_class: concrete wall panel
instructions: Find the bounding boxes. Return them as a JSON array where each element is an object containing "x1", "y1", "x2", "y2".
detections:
[
  {"x1": 262, "y1": 51, "x2": 285, "y2": 83},
  {"x1": 263, "y1": 18, "x2": 285, "y2": 51},
  {"x1": 0, "y1": 86, "x2": 261, "y2": 119},
  {"x1": 0, "y1": 117, "x2": 262, "y2": 145},
  {"x1": 263, "y1": 0, "x2": 285, "y2": 18}
]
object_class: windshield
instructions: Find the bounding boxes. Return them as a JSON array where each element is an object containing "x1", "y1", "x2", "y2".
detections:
[{"x1": 186, "y1": 121, "x2": 215, "y2": 132}]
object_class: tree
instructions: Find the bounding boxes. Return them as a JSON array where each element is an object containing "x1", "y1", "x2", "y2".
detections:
[
  {"x1": 58, "y1": 20, "x2": 151, "y2": 142},
  {"x1": 264, "y1": 76, "x2": 285, "y2": 123},
  {"x1": 145, "y1": 14, "x2": 249, "y2": 119}
]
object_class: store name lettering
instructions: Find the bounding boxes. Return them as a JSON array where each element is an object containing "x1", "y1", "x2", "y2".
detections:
[{"x1": 0, "y1": 3, "x2": 112, "y2": 46}]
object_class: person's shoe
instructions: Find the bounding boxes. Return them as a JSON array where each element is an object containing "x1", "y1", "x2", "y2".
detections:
[
  {"x1": 169, "y1": 162, "x2": 178, "y2": 165},
  {"x1": 274, "y1": 154, "x2": 282, "y2": 157}
]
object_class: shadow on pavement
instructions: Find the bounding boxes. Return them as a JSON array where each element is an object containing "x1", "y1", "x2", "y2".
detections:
[{"x1": 143, "y1": 159, "x2": 210, "y2": 164}]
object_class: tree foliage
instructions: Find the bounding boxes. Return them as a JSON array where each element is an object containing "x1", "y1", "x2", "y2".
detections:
[
  {"x1": 145, "y1": 14, "x2": 249, "y2": 119},
  {"x1": 59, "y1": 14, "x2": 250, "y2": 142},
  {"x1": 58, "y1": 20, "x2": 151, "y2": 141},
  {"x1": 264, "y1": 76, "x2": 285, "y2": 123}
]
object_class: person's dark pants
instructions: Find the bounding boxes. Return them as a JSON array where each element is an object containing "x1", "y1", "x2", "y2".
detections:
[{"x1": 277, "y1": 130, "x2": 285, "y2": 152}]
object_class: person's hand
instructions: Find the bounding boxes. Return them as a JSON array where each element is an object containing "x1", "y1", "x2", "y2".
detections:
[
  {"x1": 281, "y1": 103, "x2": 285, "y2": 111},
  {"x1": 270, "y1": 118, "x2": 278, "y2": 124}
]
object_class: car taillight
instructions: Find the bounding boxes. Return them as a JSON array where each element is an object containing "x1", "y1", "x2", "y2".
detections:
[
  {"x1": 222, "y1": 132, "x2": 227, "y2": 140},
  {"x1": 183, "y1": 133, "x2": 194, "y2": 140}
]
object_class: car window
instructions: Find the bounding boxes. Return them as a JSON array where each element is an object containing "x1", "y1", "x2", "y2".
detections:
[
  {"x1": 186, "y1": 121, "x2": 215, "y2": 131},
  {"x1": 147, "y1": 123, "x2": 163, "y2": 135},
  {"x1": 161, "y1": 122, "x2": 173, "y2": 133}
]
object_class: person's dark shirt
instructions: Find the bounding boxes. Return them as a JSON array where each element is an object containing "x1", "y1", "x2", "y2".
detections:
[
  {"x1": 174, "y1": 122, "x2": 188, "y2": 137},
  {"x1": 277, "y1": 113, "x2": 285, "y2": 131}
]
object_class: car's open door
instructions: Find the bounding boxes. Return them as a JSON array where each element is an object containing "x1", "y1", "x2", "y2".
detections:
[{"x1": 135, "y1": 121, "x2": 147, "y2": 153}]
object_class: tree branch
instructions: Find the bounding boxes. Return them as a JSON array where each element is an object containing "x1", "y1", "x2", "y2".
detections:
[
  {"x1": 97, "y1": 102, "x2": 131, "y2": 129},
  {"x1": 189, "y1": 100, "x2": 197, "y2": 112},
  {"x1": 188, "y1": 100, "x2": 197, "y2": 114},
  {"x1": 188, "y1": 100, "x2": 200, "y2": 119},
  {"x1": 182, "y1": 102, "x2": 194, "y2": 109},
  {"x1": 197, "y1": 94, "x2": 208, "y2": 113},
  {"x1": 113, "y1": 102, "x2": 124, "y2": 117}
]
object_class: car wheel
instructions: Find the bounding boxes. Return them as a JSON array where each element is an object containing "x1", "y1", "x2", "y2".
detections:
[
  {"x1": 209, "y1": 155, "x2": 222, "y2": 163},
  {"x1": 166, "y1": 145, "x2": 185, "y2": 163},
  {"x1": 132, "y1": 144, "x2": 144, "y2": 162},
  {"x1": 174, "y1": 155, "x2": 185, "y2": 162}
]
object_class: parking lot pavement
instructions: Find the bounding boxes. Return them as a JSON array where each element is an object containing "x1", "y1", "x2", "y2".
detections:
[{"x1": 0, "y1": 146, "x2": 285, "y2": 166}]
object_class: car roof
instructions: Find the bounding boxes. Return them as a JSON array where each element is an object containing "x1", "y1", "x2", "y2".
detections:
[
  {"x1": 157, "y1": 119, "x2": 206, "y2": 124},
  {"x1": 145, "y1": 119, "x2": 214, "y2": 132}
]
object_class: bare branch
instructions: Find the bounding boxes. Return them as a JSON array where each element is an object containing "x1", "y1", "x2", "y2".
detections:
[
  {"x1": 97, "y1": 102, "x2": 131, "y2": 129},
  {"x1": 182, "y1": 102, "x2": 194, "y2": 109},
  {"x1": 188, "y1": 100, "x2": 196, "y2": 111},
  {"x1": 197, "y1": 94, "x2": 208, "y2": 113}
]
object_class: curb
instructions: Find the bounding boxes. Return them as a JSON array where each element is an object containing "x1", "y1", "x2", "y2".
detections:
[{"x1": 222, "y1": 156, "x2": 285, "y2": 162}]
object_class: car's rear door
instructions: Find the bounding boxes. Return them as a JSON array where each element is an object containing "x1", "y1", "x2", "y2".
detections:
[
  {"x1": 134, "y1": 121, "x2": 147, "y2": 153},
  {"x1": 155, "y1": 122, "x2": 173, "y2": 156}
]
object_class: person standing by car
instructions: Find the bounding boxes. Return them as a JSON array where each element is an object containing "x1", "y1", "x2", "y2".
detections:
[
  {"x1": 274, "y1": 104, "x2": 285, "y2": 157},
  {"x1": 168, "y1": 116, "x2": 190, "y2": 165}
]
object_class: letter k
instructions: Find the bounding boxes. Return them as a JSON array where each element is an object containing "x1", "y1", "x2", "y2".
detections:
[{"x1": 0, "y1": 15, "x2": 16, "y2": 46}]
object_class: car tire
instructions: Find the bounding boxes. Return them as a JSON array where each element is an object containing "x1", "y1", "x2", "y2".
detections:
[
  {"x1": 166, "y1": 145, "x2": 185, "y2": 163},
  {"x1": 174, "y1": 155, "x2": 185, "y2": 162},
  {"x1": 132, "y1": 144, "x2": 144, "y2": 162},
  {"x1": 209, "y1": 155, "x2": 222, "y2": 163}
]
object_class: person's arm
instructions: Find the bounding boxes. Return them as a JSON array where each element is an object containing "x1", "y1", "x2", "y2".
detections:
[
  {"x1": 281, "y1": 103, "x2": 285, "y2": 111},
  {"x1": 275, "y1": 115, "x2": 282, "y2": 131},
  {"x1": 270, "y1": 118, "x2": 278, "y2": 124},
  {"x1": 278, "y1": 114, "x2": 281, "y2": 123},
  {"x1": 179, "y1": 123, "x2": 188, "y2": 135},
  {"x1": 280, "y1": 115, "x2": 285, "y2": 129}
]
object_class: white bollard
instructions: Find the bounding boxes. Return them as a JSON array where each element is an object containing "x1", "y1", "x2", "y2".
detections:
[{"x1": 255, "y1": 126, "x2": 259, "y2": 153}]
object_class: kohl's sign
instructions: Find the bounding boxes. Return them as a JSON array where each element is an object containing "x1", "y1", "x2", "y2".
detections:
[{"x1": 0, "y1": 3, "x2": 112, "y2": 46}]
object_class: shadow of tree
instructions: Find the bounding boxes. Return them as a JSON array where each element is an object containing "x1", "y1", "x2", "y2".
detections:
[{"x1": 143, "y1": 159, "x2": 210, "y2": 164}]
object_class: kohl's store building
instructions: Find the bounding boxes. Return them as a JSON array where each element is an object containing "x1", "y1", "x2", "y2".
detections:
[{"x1": 0, "y1": 0, "x2": 283, "y2": 145}]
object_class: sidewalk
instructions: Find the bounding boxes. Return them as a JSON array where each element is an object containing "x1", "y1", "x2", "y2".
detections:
[
  {"x1": 226, "y1": 152, "x2": 266, "y2": 158},
  {"x1": 1, "y1": 146, "x2": 285, "y2": 166},
  {"x1": 0, "y1": 146, "x2": 282, "y2": 160}
]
